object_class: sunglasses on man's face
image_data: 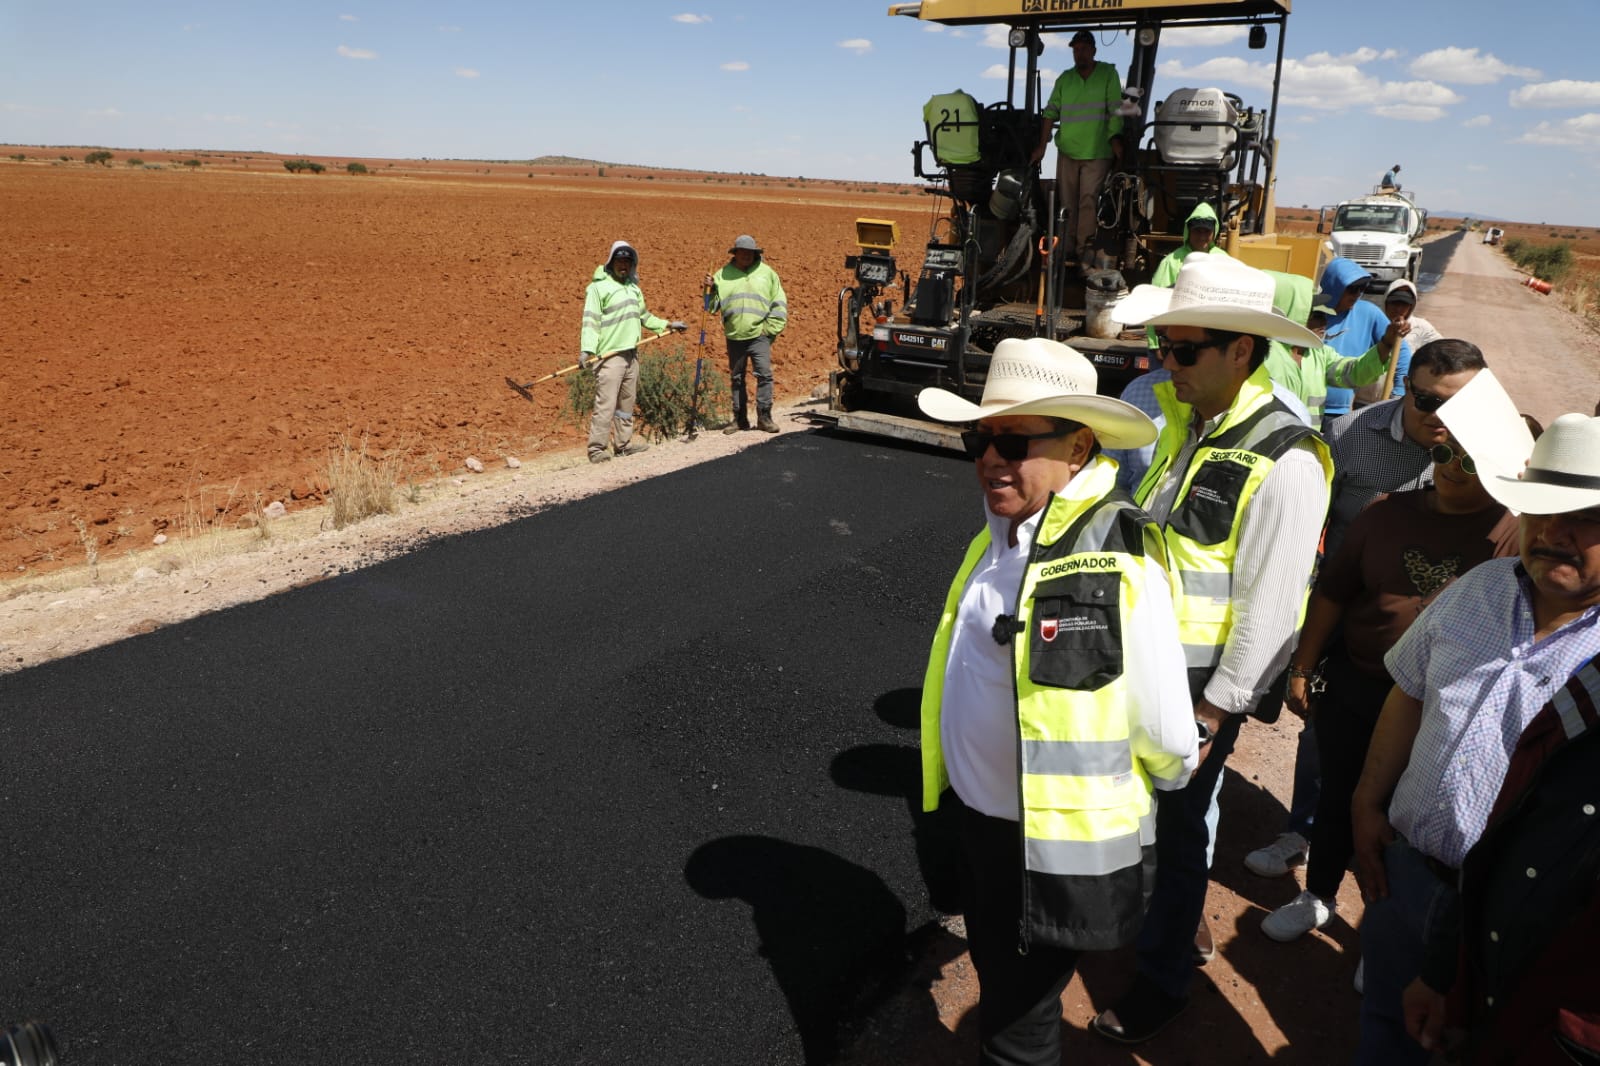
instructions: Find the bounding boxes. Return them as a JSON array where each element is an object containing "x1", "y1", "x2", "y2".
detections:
[
  {"x1": 1156, "y1": 336, "x2": 1225, "y2": 367},
  {"x1": 1430, "y1": 443, "x2": 1476, "y2": 475},
  {"x1": 961, "y1": 424, "x2": 1079, "y2": 462},
  {"x1": 1407, "y1": 378, "x2": 1448, "y2": 413}
]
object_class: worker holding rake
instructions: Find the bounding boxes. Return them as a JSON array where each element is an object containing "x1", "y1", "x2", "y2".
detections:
[{"x1": 581, "y1": 240, "x2": 686, "y2": 463}]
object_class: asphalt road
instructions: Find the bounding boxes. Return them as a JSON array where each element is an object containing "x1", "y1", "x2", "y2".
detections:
[{"x1": 0, "y1": 431, "x2": 978, "y2": 1065}]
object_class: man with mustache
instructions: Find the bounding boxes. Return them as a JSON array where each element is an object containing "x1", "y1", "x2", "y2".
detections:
[{"x1": 1349, "y1": 412, "x2": 1600, "y2": 1063}]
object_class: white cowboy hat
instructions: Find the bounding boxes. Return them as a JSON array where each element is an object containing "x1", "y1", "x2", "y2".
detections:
[
  {"x1": 1113, "y1": 254, "x2": 1322, "y2": 348},
  {"x1": 916, "y1": 336, "x2": 1158, "y2": 450},
  {"x1": 1485, "y1": 413, "x2": 1600, "y2": 515}
]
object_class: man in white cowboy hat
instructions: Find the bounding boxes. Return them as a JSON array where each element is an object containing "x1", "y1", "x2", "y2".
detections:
[
  {"x1": 915, "y1": 336, "x2": 1199, "y2": 1065},
  {"x1": 703, "y1": 234, "x2": 788, "y2": 434},
  {"x1": 1349, "y1": 411, "x2": 1600, "y2": 1064},
  {"x1": 1090, "y1": 254, "x2": 1334, "y2": 1044}
]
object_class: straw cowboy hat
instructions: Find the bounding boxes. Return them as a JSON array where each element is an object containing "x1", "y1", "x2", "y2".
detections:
[
  {"x1": 917, "y1": 336, "x2": 1158, "y2": 450},
  {"x1": 1486, "y1": 413, "x2": 1600, "y2": 515},
  {"x1": 1113, "y1": 254, "x2": 1322, "y2": 348}
]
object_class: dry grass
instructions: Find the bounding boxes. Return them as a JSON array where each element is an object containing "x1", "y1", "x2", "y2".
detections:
[{"x1": 325, "y1": 433, "x2": 403, "y2": 529}]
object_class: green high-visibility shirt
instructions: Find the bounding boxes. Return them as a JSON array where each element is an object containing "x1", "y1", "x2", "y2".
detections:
[{"x1": 1042, "y1": 62, "x2": 1123, "y2": 161}]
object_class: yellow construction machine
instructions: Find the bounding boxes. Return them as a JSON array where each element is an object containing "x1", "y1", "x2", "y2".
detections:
[{"x1": 828, "y1": 0, "x2": 1327, "y2": 447}]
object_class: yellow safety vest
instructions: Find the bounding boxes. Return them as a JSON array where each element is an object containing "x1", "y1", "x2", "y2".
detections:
[
  {"x1": 921, "y1": 460, "x2": 1170, "y2": 950},
  {"x1": 1136, "y1": 366, "x2": 1333, "y2": 691}
]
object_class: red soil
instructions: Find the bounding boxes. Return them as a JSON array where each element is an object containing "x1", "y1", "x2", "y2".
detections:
[{"x1": 1, "y1": 150, "x2": 932, "y2": 575}]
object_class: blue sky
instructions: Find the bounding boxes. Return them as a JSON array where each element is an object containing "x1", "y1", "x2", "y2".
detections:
[{"x1": 3, "y1": 1, "x2": 1598, "y2": 226}]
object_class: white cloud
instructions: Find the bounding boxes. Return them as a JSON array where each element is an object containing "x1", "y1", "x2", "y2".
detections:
[
  {"x1": 950, "y1": 28, "x2": 968, "y2": 38},
  {"x1": 1409, "y1": 47, "x2": 1539, "y2": 85},
  {"x1": 721, "y1": 60, "x2": 749, "y2": 72},
  {"x1": 201, "y1": 112, "x2": 246, "y2": 124},
  {"x1": 337, "y1": 45, "x2": 377, "y2": 59},
  {"x1": 83, "y1": 107, "x2": 123, "y2": 118},
  {"x1": 838, "y1": 38, "x2": 872, "y2": 55},
  {"x1": 1383, "y1": 80, "x2": 1464, "y2": 109},
  {"x1": 672, "y1": 13, "x2": 711, "y2": 24},
  {"x1": 1463, "y1": 114, "x2": 1492, "y2": 127},
  {"x1": 1162, "y1": 26, "x2": 1246, "y2": 47},
  {"x1": 981, "y1": 26, "x2": 1009, "y2": 49},
  {"x1": 1510, "y1": 80, "x2": 1600, "y2": 109},
  {"x1": 1371, "y1": 103, "x2": 1447, "y2": 122},
  {"x1": 923, "y1": 23, "x2": 944, "y2": 33},
  {"x1": 1515, "y1": 113, "x2": 1600, "y2": 149},
  {"x1": 1303, "y1": 47, "x2": 1400, "y2": 66},
  {"x1": 454, "y1": 68, "x2": 479, "y2": 79},
  {"x1": 980, "y1": 63, "x2": 1010, "y2": 80},
  {"x1": 339, "y1": 13, "x2": 357, "y2": 22}
]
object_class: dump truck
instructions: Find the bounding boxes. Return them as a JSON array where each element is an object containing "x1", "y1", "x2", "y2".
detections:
[
  {"x1": 823, "y1": 0, "x2": 1328, "y2": 449},
  {"x1": 1319, "y1": 187, "x2": 1428, "y2": 284}
]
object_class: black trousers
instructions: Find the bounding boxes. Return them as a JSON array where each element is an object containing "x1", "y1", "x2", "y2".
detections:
[
  {"x1": 1306, "y1": 648, "x2": 1392, "y2": 900},
  {"x1": 948, "y1": 791, "x2": 1081, "y2": 1066}
]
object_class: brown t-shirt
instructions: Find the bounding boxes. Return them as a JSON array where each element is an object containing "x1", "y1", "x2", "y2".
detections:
[{"x1": 1316, "y1": 487, "x2": 1517, "y2": 676}]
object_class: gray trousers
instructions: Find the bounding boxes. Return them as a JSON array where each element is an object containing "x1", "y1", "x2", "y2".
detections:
[
  {"x1": 1053, "y1": 154, "x2": 1112, "y2": 263},
  {"x1": 588, "y1": 350, "x2": 640, "y2": 456},
  {"x1": 726, "y1": 335, "x2": 773, "y2": 425}
]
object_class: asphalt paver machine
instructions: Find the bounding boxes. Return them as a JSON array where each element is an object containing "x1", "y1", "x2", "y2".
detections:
[{"x1": 828, "y1": 0, "x2": 1326, "y2": 448}]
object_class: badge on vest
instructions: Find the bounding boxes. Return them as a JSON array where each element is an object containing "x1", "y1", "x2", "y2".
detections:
[{"x1": 1040, "y1": 616, "x2": 1059, "y2": 642}]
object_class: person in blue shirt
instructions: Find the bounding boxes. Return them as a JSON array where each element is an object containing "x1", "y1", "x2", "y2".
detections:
[{"x1": 1317, "y1": 258, "x2": 1411, "y2": 429}]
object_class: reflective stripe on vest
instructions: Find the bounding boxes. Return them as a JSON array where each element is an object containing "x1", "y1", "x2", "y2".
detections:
[
  {"x1": 1138, "y1": 367, "x2": 1332, "y2": 674},
  {"x1": 921, "y1": 459, "x2": 1163, "y2": 881}
]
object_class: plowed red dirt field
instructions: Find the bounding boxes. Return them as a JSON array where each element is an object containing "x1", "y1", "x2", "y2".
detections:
[{"x1": 2, "y1": 151, "x2": 934, "y2": 576}]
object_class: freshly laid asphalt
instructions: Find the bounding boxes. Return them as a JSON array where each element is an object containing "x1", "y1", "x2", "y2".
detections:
[{"x1": 0, "y1": 429, "x2": 975, "y2": 1065}]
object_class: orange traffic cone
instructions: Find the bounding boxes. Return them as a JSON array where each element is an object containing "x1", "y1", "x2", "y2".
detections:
[{"x1": 1525, "y1": 276, "x2": 1553, "y2": 295}]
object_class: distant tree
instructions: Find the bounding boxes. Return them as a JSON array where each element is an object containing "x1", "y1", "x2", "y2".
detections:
[
  {"x1": 126, "y1": 158, "x2": 144, "y2": 167},
  {"x1": 84, "y1": 150, "x2": 113, "y2": 166},
  {"x1": 9, "y1": 153, "x2": 24, "y2": 162},
  {"x1": 345, "y1": 161, "x2": 368, "y2": 174},
  {"x1": 183, "y1": 159, "x2": 202, "y2": 168}
]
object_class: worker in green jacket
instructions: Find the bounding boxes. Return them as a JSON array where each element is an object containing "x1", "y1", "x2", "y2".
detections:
[
  {"x1": 1032, "y1": 29, "x2": 1124, "y2": 272},
  {"x1": 1146, "y1": 203, "x2": 1228, "y2": 350},
  {"x1": 1263, "y1": 271, "x2": 1404, "y2": 428},
  {"x1": 703, "y1": 235, "x2": 788, "y2": 434},
  {"x1": 581, "y1": 240, "x2": 685, "y2": 463}
]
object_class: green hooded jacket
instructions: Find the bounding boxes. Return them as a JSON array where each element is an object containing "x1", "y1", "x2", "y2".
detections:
[
  {"x1": 1263, "y1": 270, "x2": 1390, "y2": 425},
  {"x1": 581, "y1": 241, "x2": 668, "y2": 357},
  {"x1": 1146, "y1": 202, "x2": 1228, "y2": 348}
]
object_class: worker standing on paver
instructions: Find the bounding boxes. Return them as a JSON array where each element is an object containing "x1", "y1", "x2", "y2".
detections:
[
  {"x1": 581, "y1": 240, "x2": 685, "y2": 464},
  {"x1": 1031, "y1": 29, "x2": 1124, "y2": 274},
  {"x1": 704, "y1": 235, "x2": 788, "y2": 434}
]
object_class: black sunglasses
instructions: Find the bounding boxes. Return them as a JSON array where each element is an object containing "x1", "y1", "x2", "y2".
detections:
[
  {"x1": 961, "y1": 423, "x2": 1081, "y2": 461},
  {"x1": 1430, "y1": 443, "x2": 1476, "y2": 474},
  {"x1": 1407, "y1": 377, "x2": 1447, "y2": 413},
  {"x1": 1156, "y1": 336, "x2": 1225, "y2": 367}
]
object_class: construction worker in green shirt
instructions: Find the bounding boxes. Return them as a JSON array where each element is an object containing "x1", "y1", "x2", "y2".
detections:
[
  {"x1": 1263, "y1": 270, "x2": 1405, "y2": 428},
  {"x1": 1032, "y1": 29, "x2": 1124, "y2": 273},
  {"x1": 703, "y1": 235, "x2": 788, "y2": 434}
]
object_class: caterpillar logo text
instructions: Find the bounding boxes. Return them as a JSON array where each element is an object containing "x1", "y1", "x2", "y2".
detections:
[{"x1": 890, "y1": 331, "x2": 950, "y2": 352}]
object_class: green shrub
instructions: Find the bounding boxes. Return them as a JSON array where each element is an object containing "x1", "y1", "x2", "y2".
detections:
[
  {"x1": 284, "y1": 158, "x2": 325, "y2": 174},
  {"x1": 559, "y1": 342, "x2": 731, "y2": 442},
  {"x1": 10, "y1": 153, "x2": 25, "y2": 162},
  {"x1": 85, "y1": 150, "x2": 113, "y2": 166},
  {"x1": 1505, "y1": 239, "x2": 1574, "y2": 283},
  {"x1": 127, "y1": 157, "x2": 144, "y2": 167},
  {"x1": 183, "y1": 158, "x2": 201, "y2": 168},
  {"x1": 346, "y1": 161, "x2": 368, "y2": 174}
]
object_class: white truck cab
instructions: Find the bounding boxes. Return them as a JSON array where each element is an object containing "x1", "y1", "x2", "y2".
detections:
[{"x1": 1319, "y1": 188, "x2": 1426, "y2": 283}]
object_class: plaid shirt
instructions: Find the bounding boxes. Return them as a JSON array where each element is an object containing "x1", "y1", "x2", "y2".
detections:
[
  {"x1": 1324, "y1": 399, "x2": 1434, "y2": 559},
  {"x1": 1385, "y1": 558, "x2": 1600, "y2": 868}
]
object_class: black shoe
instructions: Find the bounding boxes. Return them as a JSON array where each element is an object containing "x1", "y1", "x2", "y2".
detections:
[
  {"x1": 756, "y1": 412, "x2": 779, "y2": 433},
  {"x1": 1091, "y1": 975, "x2": 1188, "y2": 1045},
  {"x1": 722, "y1": 422, "x2": 746, "y2": 435}
]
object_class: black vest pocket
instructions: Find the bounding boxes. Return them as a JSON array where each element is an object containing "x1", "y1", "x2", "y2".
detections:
[
  {"x1": 1028, "y1": 572, "x2": 1124, "y2": 691},
  {"x1": 1167, "y1": 458, "x2": 1249, "y2": 546}
]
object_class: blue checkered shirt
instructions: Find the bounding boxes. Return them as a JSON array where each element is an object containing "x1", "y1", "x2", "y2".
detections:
[{"x1": 1385, "y1": 557, "x2": 1600, "y2": 867}]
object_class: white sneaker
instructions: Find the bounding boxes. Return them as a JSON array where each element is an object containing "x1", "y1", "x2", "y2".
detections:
[
  {"x1": 1354, "y1": 958, "x2": 1364, "y2": 995},
  {"x1": 1244, "y1": 831, "x2": 1310, "y2": 877},
  {"x1": 1261, "y1": 890, "x2": 1333, "y2": 942}
]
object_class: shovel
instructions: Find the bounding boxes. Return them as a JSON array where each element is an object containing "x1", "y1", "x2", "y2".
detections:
[{"x1": 505, "y1": 331, "x2": 671, "y2": 402}]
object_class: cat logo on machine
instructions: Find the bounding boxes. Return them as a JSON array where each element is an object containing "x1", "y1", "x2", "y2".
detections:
[{"x1": 891, "y1": 331, "x2": 950, "y2": 352}]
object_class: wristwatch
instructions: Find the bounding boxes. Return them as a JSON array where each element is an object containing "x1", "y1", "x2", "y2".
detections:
[{"x1": 1195, "y1": 718, "x2": 1214, "y2": 746}]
